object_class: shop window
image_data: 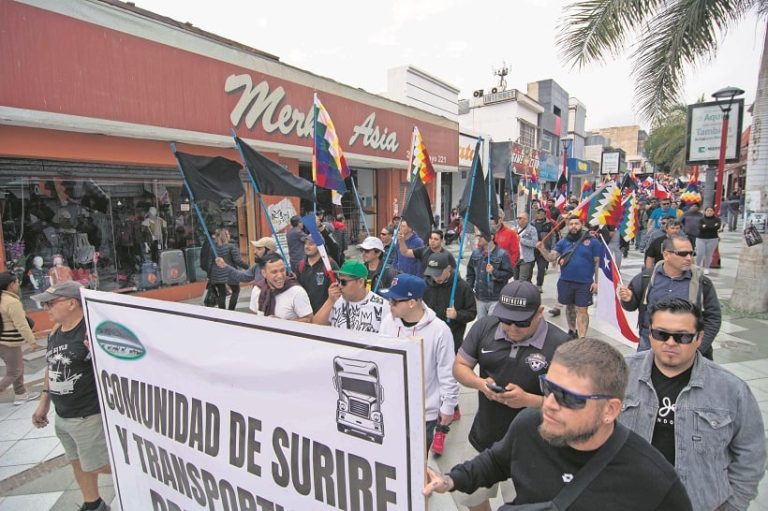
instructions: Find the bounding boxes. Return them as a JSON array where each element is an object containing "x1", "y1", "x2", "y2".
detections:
[{"x1": 0, "y1": 165, "x2": 244, "y2": 309}]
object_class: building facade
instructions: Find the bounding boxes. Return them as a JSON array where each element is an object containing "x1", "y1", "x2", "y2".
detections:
[{"x1": 0, "y1": 0, "x2": 458, "y2": 323}]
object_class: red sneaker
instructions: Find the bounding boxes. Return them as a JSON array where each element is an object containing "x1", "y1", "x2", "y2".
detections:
[
  {"x1": 453, "y1": 406, "x2": 461, "y2": 422},
  {"x1": 431, "y1": 425, "x2": 449, "y2": 456}
]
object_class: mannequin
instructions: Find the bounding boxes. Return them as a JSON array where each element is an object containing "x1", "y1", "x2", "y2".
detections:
[
  {"x1": 48, "y1": 254, "x2": 73, "y2": 284},
  {"x1": 27, "y1": 256, "x2": 48, "y2": 290},
  {"x1": 142, "y1": 207, "x2": 167, "y2": 262}
]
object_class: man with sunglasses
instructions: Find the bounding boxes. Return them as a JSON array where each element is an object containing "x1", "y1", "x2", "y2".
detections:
[
  {"x1": 620, "y1": 298, "x2": 765, "y2": 511},
  {"x1": 425, "y1": 338, "x2": 691, "y2": 510},
  {"x1": 313, "y1": 260, "x2": 389, "y2": 332},
  {"x1": 619, "y1": 234, "x2": 720, "y2": 358},
  {"x1": 377, "y1": 274, "x2": 459, "y2": 456},
  {"x1": 31, "y1": 282, "x2": 113, "y2": 511},
  {"x1": 378, "y1": 225, "x2": 394, "y2": 254},
  {"x1": 450, "y1": 281, "x2": 570, "y2": 511}
]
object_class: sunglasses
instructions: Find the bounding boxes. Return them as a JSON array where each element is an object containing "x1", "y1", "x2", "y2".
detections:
[
  {"x1": 538, "y1": 375, "x2": 613, "y2": 410},
  {"x1": 650, "y1": 329, "x2": 698, "y2": 344},
  {"x1": 499, "y1": 317, "x2": 533, "y2": 328},
  {"x1": 666, "y1": 250, "x2": 695, "y2": 258},
  {"x1": 389, "y1": 298, "x2": 411, "y2": 305},
  {"x1": 338, "y1": 278, "x2": 359, "y2": 286}
]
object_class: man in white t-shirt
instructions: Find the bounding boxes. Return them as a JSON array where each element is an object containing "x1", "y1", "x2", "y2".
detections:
[
  {"x1": 249, "y1": 253, "x2": 312, "y2": 322},
  {"x1": 313, "y1": 260, "x2": 390, "y2": 332}
]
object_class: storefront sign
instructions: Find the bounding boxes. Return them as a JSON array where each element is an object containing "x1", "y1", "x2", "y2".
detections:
[
  {"x1": 459, "y1": 134, "x2": 478, "y2": 167},
  {"x1": 685, "y1": 100, "x2": 744, "y2": 165},
  {"x1": 568, "y1": 158, "x2": 592, "y2": 175},
  {"x1": 84, "y1": 290, "x2": 426, "y2": 511},
  {"x1": 601, "y1": 152, "x2": 620, "y2": 175}
]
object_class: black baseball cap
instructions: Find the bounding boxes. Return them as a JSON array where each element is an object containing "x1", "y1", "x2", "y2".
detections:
[
  {"x1": 492, "y1": 281, "x2": 541, "y2": 322},
  {"x1": 423, "y1": 252, "x2": 452, "y2": 277}
]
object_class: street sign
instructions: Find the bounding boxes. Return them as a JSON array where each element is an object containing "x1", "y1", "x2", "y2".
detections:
[
  {"x1": 601, "y1": 151, "x2": 621, "y2": 175},
  {"x1": 685, "y1": 99, "x2": 744, "y2": 165}
]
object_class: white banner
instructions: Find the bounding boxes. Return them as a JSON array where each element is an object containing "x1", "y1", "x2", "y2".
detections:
[{"x1": 82, "y1": 290, "x2": 426, "y2": 511}]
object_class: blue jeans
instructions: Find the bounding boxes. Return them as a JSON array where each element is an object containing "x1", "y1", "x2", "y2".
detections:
[
  {"x1": 637, "y1": 326, "x2": 650, "y2": 352},
  {"x1": 476, "y1": 300, "x2": 497, "y2": 319}
]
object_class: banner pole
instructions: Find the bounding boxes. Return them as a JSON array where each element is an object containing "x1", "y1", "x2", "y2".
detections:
[
  {"x1": 170, "y1": 143, "x2": 218, "y2": 259},
  {"x1": 375, "y1": 176, "x2": 419, "y2": 293},
  {"x1": 230, "y1": 132, "x2": 291, "y2": 270},
  {"x1": 449, "y1": 137, "x2": 483, "y2": 310}
]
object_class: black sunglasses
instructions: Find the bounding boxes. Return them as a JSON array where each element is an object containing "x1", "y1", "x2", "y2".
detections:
[
  {"x1": 538, "y1": 375, "x2": 613, "y2": 410},
  {"x1": 499, "y1": 317, "x2": 533, "y2": 328},
  {"x1": 650, "y1": 329, "x2": 698, "y2": 344},
  {"x1": 666, "y1": 250, "x2": 695, "y2": 258},
  {"x1": 338, "y1": 278, "x2": 360, "y2": 286}
]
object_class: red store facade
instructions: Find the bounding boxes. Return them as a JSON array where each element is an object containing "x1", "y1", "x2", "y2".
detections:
[{"x1": 0, "y1": 0, "x2": 458, "y2": 327}]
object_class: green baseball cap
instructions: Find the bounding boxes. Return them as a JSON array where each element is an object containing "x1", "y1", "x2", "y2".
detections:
[{"x1": 336, "y1": 260, "x2": 369, "y2": 280}]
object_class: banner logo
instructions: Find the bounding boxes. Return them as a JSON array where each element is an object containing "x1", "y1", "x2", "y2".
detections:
[{"x1": 94, "y1": 321, "x2": 146, "y2": 360}]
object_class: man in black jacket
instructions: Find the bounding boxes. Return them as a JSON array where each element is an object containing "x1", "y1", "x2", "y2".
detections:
[
  {"x1": 424, "y1": 338, "x2": 692, "y2": 511},
  {"x1": 618, "y1": 234, "x2": 720, "y2": 359},
  {"x1": 423, "y1": 252, "x2": 476, "y2": 354}
]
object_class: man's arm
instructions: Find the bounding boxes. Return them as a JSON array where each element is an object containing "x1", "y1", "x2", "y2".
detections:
[
  {"x1": 492, "y1": 251, "x2": 515, "y2": 282},
  {"x1": 398, "y1": 233, "x2": 415, "y2": 258},
  {"x1": 591, "y1": 256, "x2": 600, "y2": 294},
  {"x1": 700, "y1": 279, "x2": 721, "y2": 354},
  {"x1": 436, "y1": 329, "x2": 459, "y2": 424},
  {"x1": 535, "y1": 241, "x2": 560, "y2": 263},
  {"x1": 312, "y1": 283, "x2": 341, "y2": 325},
  {"x1": 465, "y1": 255, "x2": 476, "y2": 288},
  {"x1": 452, "y1": 281, "x2": 477, "y2": 324},
  {"x1": 722, "y1": 383, "x2": 767, "y2": 511},
  {"x1": 32, "y1": 368, "x2": 51, "y2": 428}
]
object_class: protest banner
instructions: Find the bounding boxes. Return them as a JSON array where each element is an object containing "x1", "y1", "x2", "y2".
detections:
[{"x1": 82, "y1": 289, "x2": 426, "y2": 511}]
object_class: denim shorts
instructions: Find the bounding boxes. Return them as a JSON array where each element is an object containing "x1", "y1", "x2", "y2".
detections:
[
  {"x1": 55, "y1": 413, "x2": 110, "y2": 472},
  {"x1": 557, "y1": 279, "x2": 593, "y2": 307}
]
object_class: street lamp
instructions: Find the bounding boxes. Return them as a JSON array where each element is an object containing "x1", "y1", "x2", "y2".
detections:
[
  {"x1": 711, "y1": 86, "x2": 745, "y2": 216},
  {"x1": 561, "y1": 138, "x2": 572, "y2": 198}
]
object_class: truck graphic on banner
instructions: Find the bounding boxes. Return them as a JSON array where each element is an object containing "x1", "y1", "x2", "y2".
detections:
[{"x1": 332, "y1": 357, "x2": 385, "y2": 444}]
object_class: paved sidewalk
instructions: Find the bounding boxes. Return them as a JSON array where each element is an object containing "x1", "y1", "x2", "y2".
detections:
[{"x1": 1, "y1": 230, "x2": 766, "y2": 510}]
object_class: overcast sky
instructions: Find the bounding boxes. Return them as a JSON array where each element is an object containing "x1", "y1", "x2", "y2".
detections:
[{"x1": 135, "y1": 0, "x2": 764, "y2": 131}]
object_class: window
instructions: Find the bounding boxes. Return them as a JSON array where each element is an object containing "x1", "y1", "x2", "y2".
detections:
[
  {"x1": 519, "y1": 122, "x2": 536, "y2": 148},
  {"x1": 540, "y1": 135, "x2": 553, "y2": 153}
]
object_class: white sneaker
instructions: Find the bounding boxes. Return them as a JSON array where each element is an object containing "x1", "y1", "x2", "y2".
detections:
[
  {"x1": 13, "y1": 391, "x2": 41, "y2": 405},
  {"x1": 704, "y1": 269, "x2": 710, "y2": 275}
]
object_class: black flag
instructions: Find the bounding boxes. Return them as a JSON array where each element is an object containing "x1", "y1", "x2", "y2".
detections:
[
  {"x1": 458, "y1": 142, "x2": 492, "y2": 237},
  {"x1": 235, "y1": 137, "x2": 315, "y2": 201},
  {"x1": 175, "y1": 152, "x2": 245, "y2": 201},
  {"x1": 402, "y1": 177, "x2": 435, "y2": 242}
]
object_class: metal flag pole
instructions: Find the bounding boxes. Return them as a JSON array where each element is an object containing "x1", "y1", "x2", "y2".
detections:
[
  {"x1": 374, "y1": 176, "x2": 419, "y2": 294},
  {"x1": 349, "y1": 177, "x2": 370, "y2": 238},
  {"x1": 170, "y1": 143, "x2": 218, "y2": 259},
  {"x1": 449, "y1": 137, "x2": 483, "y2": 310},
  {"x1": 230, "y1": 131, "x2": 291, "y2": 270}
]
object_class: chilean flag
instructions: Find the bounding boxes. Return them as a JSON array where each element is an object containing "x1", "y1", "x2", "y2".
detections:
[
  {"x1": 595, "y1": 239, "x2": 639, "y2": 345},
  {"x1": 653, "y1": 183, "x2": 671, "y2": 199}
]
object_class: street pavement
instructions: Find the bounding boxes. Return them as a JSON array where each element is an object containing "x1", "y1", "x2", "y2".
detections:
[{"x1": 1, "y1": 229, "x2": 767, "y2": 510}]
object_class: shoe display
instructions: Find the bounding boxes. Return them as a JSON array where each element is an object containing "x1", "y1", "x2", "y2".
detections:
[
  {"x1": 431, "y1": 424, "x2": 449, "y2": 456},
  {"x1": 548, "y1": 308, "x2": 561, "y2": 317},
  {"x1": 453, "y1": 406, "x2": 461, "y2": 422},
  {"x1": 13, "y1": 391, "x2": 40, "y2": 406}
]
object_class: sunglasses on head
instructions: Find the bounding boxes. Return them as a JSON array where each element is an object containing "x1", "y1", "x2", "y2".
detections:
[
  {"x1": 650, "y1": 329, "x2": 698, "y2": 344},
  {"x1": 498, "y1": 316, "x2": 533, "y2": 328},
  {"x1": 538, "y1": 375, "x2": 613, "y2": 410}
]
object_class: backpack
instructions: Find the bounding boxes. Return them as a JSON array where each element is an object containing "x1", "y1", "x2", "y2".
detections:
[{"x1": 641, "y1": 261, "x2": 705, "y2": 309}]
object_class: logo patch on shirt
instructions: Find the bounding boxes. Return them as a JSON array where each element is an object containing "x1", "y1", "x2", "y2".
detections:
[
  {"x1": 583, "y1": 239, "x2": 591, "y2": 246},
  {"x1": 525, "y1": 353, "x2": 548, "y2": 372}
]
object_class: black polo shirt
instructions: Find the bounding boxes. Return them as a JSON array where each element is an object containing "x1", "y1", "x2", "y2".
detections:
[
  {"x1": 458, "y1": 316, "x2": 570, "y2": 451},
  {"x1": 296, "y1": 257, "x2": 339, "y2": 313}
]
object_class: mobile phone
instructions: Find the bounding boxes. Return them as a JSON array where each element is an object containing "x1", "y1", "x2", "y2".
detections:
[{"x1": 486, "y1": 383, "x2": 506, "y2": 393}]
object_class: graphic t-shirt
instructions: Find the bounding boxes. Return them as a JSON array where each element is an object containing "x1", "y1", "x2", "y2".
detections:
[
  {"x1": 650, "y1": 363, "x2": 693, "y2": 465},
  {"x1": 329, "y1": 292, "x2": 391, "y2": 333},
  {"x1": 46, "y1": 318, "x2": 101, "y2": 418}
]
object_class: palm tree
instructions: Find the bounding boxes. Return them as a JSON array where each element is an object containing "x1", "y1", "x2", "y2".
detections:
[
  {"x1": 558, "y1": 1, "x2": 768, "y2": 312},
  {"x1": 645, "y1": 104, "x2": 688, "y2": 175}
]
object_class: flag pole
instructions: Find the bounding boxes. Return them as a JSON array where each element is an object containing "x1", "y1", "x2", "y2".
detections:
[
  {"x1": 230, "y1": 132, "x2": 291, "y2": 270},
  {"x1": 539, "y1": 181, "x2": 611, "y2": 245},
  {"x1": 484, "y1": 139, "x2": 492, "y2": 283},
  {"x1": 349, "y1": 177, "x2": 370, "y2": 238},
  {"x1": 170, "y1": 143, "x2": 218, "y2": 258},
  {"x1": 374, "y1": 126, "x2": 420, "y2": 294},
  {"x1": 449, "y1": 138, "x2": 483, "y2": 310}
]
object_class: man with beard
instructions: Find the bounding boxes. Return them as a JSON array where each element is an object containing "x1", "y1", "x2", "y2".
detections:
[
  {"x1": 249, "y1": 253, "x2": 312, "y2": 322},
  {"x1": 620, "y1": 298, "x2": 765, "y2": 511},
  {"x1": 619, "y1": 235, "x2": 720, "y2": 358},
  {"x1": 216, "y1": 237, "x2": 276, "y2": 288},
  {"x1": 536, "y1": 216, "x2": 601, "y2": 339},
  {"x1": 423, "y1": 338, "x2": 692, "y2": 511},
  {"x1": 449, "y1": 281, "x2": 569, "y2": 511},
  {"x1": 312, "y1": 260, "x2": 390, "y2": 332}
]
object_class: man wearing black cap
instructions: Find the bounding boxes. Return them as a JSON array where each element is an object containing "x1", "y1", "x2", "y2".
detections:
[
  {"x1": 451, "y1": 281, "x2": 570, "y2": 511},
  {"x1": 31, "y1": 282, "x2": 112, "y2": 511},
  {"x1": 423, "y1": 252, "x2": 476, "y2": 354}
]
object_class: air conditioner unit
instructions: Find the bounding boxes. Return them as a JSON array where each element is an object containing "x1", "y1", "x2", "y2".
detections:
[
  {"x1": 491, "y1": 87, "x2": 499, "y2": 94},
  {"x1": 473, "y1": 89, "x2": 484, "y2": 98}
]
